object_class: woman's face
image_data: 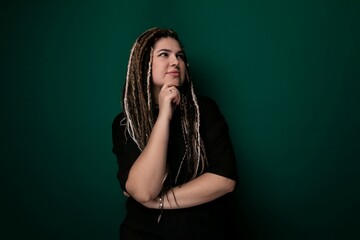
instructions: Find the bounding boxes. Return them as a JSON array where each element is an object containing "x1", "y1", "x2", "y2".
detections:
[{"x1": 151, "y1": 37, "x2": 186, "y2": 90}]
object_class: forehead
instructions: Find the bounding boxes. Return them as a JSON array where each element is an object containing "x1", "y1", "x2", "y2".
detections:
[{"x1": 153, "y1": 37, "x2": 182, "y2": 51}]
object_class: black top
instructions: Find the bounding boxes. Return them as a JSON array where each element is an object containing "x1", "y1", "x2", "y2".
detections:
[{"x1": 112, "y1": 96, "x2": 238, "y2": 240}]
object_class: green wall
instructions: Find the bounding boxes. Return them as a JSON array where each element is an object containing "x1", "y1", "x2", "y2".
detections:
[{"x1": 1, "y1": 0, "x2": 359, "y2": 239}]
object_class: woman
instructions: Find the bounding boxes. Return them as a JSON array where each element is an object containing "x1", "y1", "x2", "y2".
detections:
[{"x1": 112, "y1": 27, "x2": 238, "y2": 239}]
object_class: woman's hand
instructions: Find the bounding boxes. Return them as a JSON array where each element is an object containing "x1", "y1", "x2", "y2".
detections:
[{"x1": 158, "y1": 83, "x2": 180, "y2": 121}]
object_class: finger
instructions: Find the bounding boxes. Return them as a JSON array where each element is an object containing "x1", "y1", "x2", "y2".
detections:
[
  {"x1": 168, "y1": 88, "x2": 180, "y2": 102},
  {"x1": 161, "y1": 83, "x2": 177, "y2": 91}
]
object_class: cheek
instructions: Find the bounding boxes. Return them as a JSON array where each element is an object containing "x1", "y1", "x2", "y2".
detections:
[
  {"x1": 151, "y1": 65, "x2": 163, "y2": 85},
  {"x1": 152, "y1": 60, "x2": 163, "y2": 74},
  {"x1": 181, "y1": 64, "x2": 187, "y2": 80},
  {"x1": 151, "y1": 61, "x2": 159, "y2": 77}
]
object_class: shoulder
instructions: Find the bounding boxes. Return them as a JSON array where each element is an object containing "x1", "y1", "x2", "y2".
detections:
[
  {"x1": 197, "y1": 95, "x2": 222, "y2": 119},
  {"x1": 197, "y1": 95, "x2": 219, "y2": 112},
  {"x1": 112, "y1": 112, "x2": 127, "y2": 139},
  {"x1": 112, "y1": 112, "x2": 126, "y2": 129},
  {"x1": 112, "y1": 112, "x2": 129, "y2": 148},
  {"x1": 196, "y1": 95, "x2": 230, "y2": 135}
]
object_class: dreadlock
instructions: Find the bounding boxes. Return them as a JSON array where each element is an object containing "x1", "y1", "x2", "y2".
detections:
[{"x1": 122, "y1": 27, "x2": 207, "y2": 180}]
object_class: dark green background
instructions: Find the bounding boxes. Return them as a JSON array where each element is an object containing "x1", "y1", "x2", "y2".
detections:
[{"x1": 1, "y1": 0, "x2": 359, "y2": 239}]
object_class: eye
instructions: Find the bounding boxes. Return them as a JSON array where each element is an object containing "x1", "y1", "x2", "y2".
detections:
[
  {"x1": 176, "y1": 53, "x2": 185, "y2": 60},
  {"x1": 158, "y1": 52, "x2": 169, "y2": 57}
]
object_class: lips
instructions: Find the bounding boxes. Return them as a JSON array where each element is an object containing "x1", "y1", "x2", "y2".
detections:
[{"x1": 167, "y1": 71, "x2": 180, "y2": 76}]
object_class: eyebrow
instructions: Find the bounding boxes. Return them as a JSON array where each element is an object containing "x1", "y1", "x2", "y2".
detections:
[
  {"x1": 156, "y1": 49, "x2": 171, "y2": 53},
  {"x1": 156, "y1": 49, "x2": 184, "y2": 54}
]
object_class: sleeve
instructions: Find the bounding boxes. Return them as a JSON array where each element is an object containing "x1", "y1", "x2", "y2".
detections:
[
  {"x1": 112, "y1": 112, "x2": 140, "y2": 191},
  {"x1": 199, "y1": 96, "x2": 238, "y2": 181}
]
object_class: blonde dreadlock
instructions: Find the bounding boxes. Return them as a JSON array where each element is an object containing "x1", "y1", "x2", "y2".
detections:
[{"x1": 122, "y1": 27, "x2": 207, "y2": 180}]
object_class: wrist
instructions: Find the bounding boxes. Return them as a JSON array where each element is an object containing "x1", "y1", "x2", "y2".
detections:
[
  {"x1": 157, "y1": 193, "x2": 164, "y2": 223},
  {"x1": 156, "y1": 112, "x2": 172, "y2": 124},
  {"x1": 158, "y1": 196, "x2": 164, "y2": 210}
]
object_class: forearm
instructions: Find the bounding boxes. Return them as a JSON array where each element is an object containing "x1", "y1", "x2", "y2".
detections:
[
  {"x1": 142, "y1": 172, "x2": 236, "y2": 209},
  {"x1": 126, "y1": 117, "x2": 170, "y2": 202}
]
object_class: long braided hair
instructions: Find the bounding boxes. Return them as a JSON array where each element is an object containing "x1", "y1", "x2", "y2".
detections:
[{"x1": 122, "y1": 27, "x2": 207, "y2": 180}]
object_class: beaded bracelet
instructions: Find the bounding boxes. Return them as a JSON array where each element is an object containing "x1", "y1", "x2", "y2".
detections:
[{"x1": 157, "y1": 194, "x2": 164, "y2": 223}]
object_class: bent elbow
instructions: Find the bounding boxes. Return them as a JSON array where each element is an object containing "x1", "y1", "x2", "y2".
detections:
[
  {"x1": 132, "y1": 193, "x2": 153, "y2": 203},
  {"x1": 225, "y1": 179, "x2": 236, "y2": 194},
  {"x1": 125, "y1": 183, "x2": 158, "y2": 203}
]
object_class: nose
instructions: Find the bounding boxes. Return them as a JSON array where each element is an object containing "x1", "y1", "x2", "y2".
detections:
[{"x1": 170, "y1": 54, "x2": 179, "y2": 66}]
